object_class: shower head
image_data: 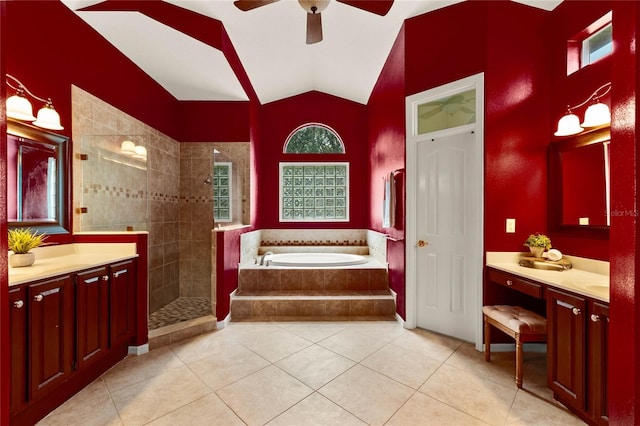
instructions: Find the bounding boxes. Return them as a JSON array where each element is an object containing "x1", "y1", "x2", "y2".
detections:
[{"x1": 203, "y1": 173, "x2": 213, "y2": 185}]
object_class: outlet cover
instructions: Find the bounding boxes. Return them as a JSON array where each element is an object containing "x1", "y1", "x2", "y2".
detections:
[{"x1": 506, "y1": 218, "x2": 516, "y2": 233}]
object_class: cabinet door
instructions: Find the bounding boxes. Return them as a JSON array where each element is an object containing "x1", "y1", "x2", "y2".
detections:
[
  {"x1": 28, "y1": 275, "x2": 74, "y2": 401},
  {"x1": 589, "y1": 301, "x2": 609, "y2": 425},
  {"x1": 76, "y1": 266, "x2": 110, "y2": 369},
  {"x1": 110, "y1": 260, "x2": 136, "y2": 347},
  {"x1": 547, "y1": 288, "x2": 587, "y2": 411},
  {"x1": 9, "y1": 286, "x2": 27, "y2": 414}
]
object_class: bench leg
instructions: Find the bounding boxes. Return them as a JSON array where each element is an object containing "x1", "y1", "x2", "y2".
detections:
[
  {"x1": 484, "y1": 315, "x2": 491, "y2": 362},
  {"x1": 515, "y1": 336, "x2": 523, "y2": 388}
]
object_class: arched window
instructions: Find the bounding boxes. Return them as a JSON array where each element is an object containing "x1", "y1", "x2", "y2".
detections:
[{"x1": 283, "y1": 123, "x2": 345, "y2": 154}]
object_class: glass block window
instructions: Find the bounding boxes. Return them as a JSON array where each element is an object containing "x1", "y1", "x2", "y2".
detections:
[
  {"x1": 283, "y1": 123, "x2": 345, "y2": 154},
  {"x1": 280, "y1": 162, "x2": 349, "y2": 222},
  {"x1": 213, "y1": 162, "x2": 232, "y2": 222}
]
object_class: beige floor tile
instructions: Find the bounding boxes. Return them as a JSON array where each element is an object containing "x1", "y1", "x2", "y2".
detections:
[
  {"x1": 38, "y1": 394, "x2": 122, "y2": 426},
  {"x1": 318, "y1": 328, "x2": 388, "y2": 362},
  {"x1": 361, "y1": 343, "x2": 441, "y2": 389},
  {"x1": 110, "y1": 366, "x2": 211, "y2": 424},
  {"x1": 506, "y1": 391, "x2": 587, "y2": 425},
  {"x1": 419, "y1": 363, "x2": 517, "y2": 426},
  {"x1": 276, "y1": 344, "x2": 356, "y2": 389},
  {"x1": 188, "y1": 343, "x2": 270, "y2": 390},
  {"x1": 446, "y1": 342, "x2": 520, "y2": 387},
  {"x1": 241, "y1": 327, "x2": 313, "y2": 362},
  {"x1": 266, "y1": 393, "x2": 368, "y2": 426},
  {"x1": 147, "y1": 393, "x2": 245, "y2": 426},
  {"x1": 280, "y1": 322, "x2": 349, "y2": 342},
  {"x1": 216, "y1": 365, "x2": 313, "y2": 425},
  {"x1": 386, "y1": 392, "x2": 488, "y2": 426},
  {"x1": 319, "y1": 364, "x2": 414, "y2": 426},
  {"x1": 102, "y1": 346, "x2": 186, "y2": 392},
  {"x1": 169, "y1": 328, "x2": 240, "y2": 363},
  {"x1": 66, "y1": 377, "x2": 111, "y2": 405},
  {"x1": 392, "y1": 328, "x2": 462, "y2": 362}
]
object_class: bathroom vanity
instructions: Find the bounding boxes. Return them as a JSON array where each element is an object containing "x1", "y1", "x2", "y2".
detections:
[
  {"x1": 8, "y1": 243, "x2": 140, "y2": 425},
  {"x1": 486, "y1": 252, "x2": 609, "y2": 426}
]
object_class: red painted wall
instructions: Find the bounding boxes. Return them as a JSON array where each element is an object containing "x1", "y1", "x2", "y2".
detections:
[
  {"x1": 368, "y1": 26, "x2": 406, "y2": 318},
  {"x1": 547, "y1": 1, "x2": 611, "y2": 261},
  {"x1": 255, "y1": 91, "x2": 369, "y2": 229},
  {"x1": 609, "y1": 2, "x2": 639, "y2": 423}
]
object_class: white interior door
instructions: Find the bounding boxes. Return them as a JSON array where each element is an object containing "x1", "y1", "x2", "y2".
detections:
[
  {"x1": 405, "y1": 73, "x2": 484, "y2": 348},
  {"x1": 415, "y1": 130, "x2": 478, "y2": 342}
]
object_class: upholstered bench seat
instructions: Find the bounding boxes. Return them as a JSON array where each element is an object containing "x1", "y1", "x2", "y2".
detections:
[{"x1": 482, "y1": 305, "x2": 547, "y2": 388}]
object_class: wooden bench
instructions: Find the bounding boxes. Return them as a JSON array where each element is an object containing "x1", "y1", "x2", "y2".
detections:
[{"x1": 483, "y1": 305, "x2": 547, "y2": 388}]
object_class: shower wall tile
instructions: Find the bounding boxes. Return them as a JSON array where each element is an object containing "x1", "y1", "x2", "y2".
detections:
[{"x1": 72, "y1": 85, "x2": 181, "y2": 314}]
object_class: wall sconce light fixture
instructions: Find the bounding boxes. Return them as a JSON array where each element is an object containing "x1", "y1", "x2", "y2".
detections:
[
  {"x1": 555, "y1": 82, "x2": 611, "y2": 137},
  {"x1": 5, "y1": 74, "x2": 64, "y2": 130}
]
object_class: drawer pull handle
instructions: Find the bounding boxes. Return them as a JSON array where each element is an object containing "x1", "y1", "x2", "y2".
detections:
[
  {"x1": 572, "y1": 307, "x2": 581, "y2": 316},
  {"x1": 13, "y1": 300, "x2": 24, "y2": 309},
  {"x1": 506, "y1": 280, "x2": 514, "y2": 286},
  {"x1": 591, "y1": 314, "x2": 601, "y2": 322},
  {"x1": 34, "y1": 294, "x2": 43, "y2": 302}
]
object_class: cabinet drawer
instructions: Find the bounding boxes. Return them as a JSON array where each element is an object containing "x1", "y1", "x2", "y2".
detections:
[{"x1": 488, "y1": 269, "x2": 543, "y2": 299}]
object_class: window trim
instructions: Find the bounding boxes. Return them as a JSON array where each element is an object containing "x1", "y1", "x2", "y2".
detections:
[{"x1": 279, "y1": 162, "x2": 350, "y2": 222}]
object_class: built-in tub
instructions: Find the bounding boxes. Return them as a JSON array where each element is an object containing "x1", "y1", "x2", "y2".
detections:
[{"x1": 264, "y1": 252, "x2": 368, "y2": 267}]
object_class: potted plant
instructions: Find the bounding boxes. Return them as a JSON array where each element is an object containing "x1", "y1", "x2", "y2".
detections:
[
  {"x1": 8, "y1": 228, "x2": 47, "y2": 267},
  {"x1": 524, "y1": 233, "x2": 551, "y2": 258}
]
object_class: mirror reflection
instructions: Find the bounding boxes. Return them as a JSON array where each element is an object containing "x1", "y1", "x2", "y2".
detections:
[
  {"x1": 7, "y1": 119, "x2": 69, "y2": 234},
  {"x1": 548, "y1": 126, "x2": 610, "y2": 234}
]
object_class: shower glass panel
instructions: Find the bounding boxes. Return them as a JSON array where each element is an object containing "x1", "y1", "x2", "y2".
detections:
[{"x1": 80, "y1": 135, "x2": 148, "y2": 232}]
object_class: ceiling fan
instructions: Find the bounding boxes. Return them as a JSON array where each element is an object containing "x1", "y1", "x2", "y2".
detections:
[{"x1": 233, "y1": 0, "x2": 394, "y2": 44}]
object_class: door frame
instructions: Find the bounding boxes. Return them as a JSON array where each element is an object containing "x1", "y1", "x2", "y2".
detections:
[{"x1": 405, "y1": 73, "x2": 485, "y2": 350}]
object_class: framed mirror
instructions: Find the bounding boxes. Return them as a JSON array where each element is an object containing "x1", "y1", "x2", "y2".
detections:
[
  {"x1": 7, "y1": 118, "x2": 70, "y2": 235},
  {"x1": 548, "y1": 126, "x2": 610, "y2": 237}
]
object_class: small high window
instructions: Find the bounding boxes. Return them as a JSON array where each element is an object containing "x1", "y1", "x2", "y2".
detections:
[
  {"x1": 582, "y1": 23, "x2": 612, "y2": 66},
  {"x1": 567, "y1": 12, "x2": 612, "y2": 75},
  {"x1": 283, "y1": 123, "x2": 345, "y2": 154}
]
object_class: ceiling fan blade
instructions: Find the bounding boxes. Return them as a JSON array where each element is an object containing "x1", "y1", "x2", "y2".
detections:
[
  {"x1": 306, "y1": 12, "x2": 323, "y2": 44},
  {"x1": 233, "y1": 0, "x2": 279, "y2": 11},
  {"x1": 419, "y1": 106, "x2": 443, "y2": 120},
  {"x1": 336, "y1": 0, "x2": 393, "y2": 16}
]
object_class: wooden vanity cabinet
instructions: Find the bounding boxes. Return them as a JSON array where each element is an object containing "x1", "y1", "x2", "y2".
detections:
[
  {"x1": 547, "y1": 288, "x2": 587, "y2": 410},
  {"x1": 589, "y1": 301, "x2": 609, "y2": 425},
  {"x1": 547, "y1": 287, "x2": 609, "y2": 425},
  {"x1": 76, "y1": 266, "x2": 110, "y2": 369},
  {"x1": 9, "y1": 286, "x2": 27, "y2": 413},
  {"x1": 9, "y1": 259, "x2": 138, "y2": 424},
  {"x1": 110, "y1": 260, "x2": 136, "y2": 347}
]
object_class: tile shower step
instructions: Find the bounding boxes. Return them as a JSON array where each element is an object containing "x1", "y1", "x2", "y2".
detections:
[{"x1": 230, "y1": 293, "x2": 396, "y2": 320}]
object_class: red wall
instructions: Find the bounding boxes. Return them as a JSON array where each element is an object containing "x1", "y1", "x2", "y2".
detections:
[
  {"x1": 546, "y1": 1, "x2": 611, "y2": 260},
  {"x1": 368, "y1": 26, "x2": 407, "y2": 318},
  {"x1": 255, "y1": 91, "x2": 369, "y2": 229}
]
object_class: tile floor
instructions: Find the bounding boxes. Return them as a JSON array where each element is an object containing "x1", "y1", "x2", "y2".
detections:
[{"x1": 38, "y1": 320, "x2": 585, "y2": 426}]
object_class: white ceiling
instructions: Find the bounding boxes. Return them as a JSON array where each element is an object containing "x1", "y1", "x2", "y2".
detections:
[{"x1": 61, "y1": 0, "x2": 561, "y2": 105}]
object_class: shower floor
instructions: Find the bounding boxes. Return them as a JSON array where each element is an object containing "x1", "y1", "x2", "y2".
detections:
[{"x1": 149, "y1": 297, "x2": 212, "y2": 330}]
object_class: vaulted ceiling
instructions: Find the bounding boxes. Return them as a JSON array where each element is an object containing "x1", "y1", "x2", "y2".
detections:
[{"x1": 61, "y1": 0, "x2": 561, "y2": 105}]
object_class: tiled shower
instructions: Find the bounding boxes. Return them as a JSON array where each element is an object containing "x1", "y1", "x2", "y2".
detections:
[{"x1": 71, "y1": 86, "x2": 248, "y2": 330}]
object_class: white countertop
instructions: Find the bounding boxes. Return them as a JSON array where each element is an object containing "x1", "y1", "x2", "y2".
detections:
[
  {"x1": 486, "y1": 252, "x2": 609, "y2": 303},
  {"x1": 9, "y1": 243, "x2": 138, "y2": 286}
]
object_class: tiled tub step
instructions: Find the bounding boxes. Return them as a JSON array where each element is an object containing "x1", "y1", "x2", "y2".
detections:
[{"x1": 230, "y1": 294, "x2": 396, "y2": 320}]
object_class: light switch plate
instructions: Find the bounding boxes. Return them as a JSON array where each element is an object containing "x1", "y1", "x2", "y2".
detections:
[{"x1": 506, "y1": 218, "x2": 516, "y2": 233}]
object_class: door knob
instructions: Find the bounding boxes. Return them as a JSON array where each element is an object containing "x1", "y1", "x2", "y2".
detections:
[
  {"x1": 572, "y1": 307, "x2": 581, "y2": 316},
  {"x1": 417, "y1": 240, "x2": 429, "y2": 248},
  {"x1": 34, "y1": 294, "x2": 43, "y2": 302},
  {"x1": 13, "y1": 300, "x2": 24, "y2": 309}
]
